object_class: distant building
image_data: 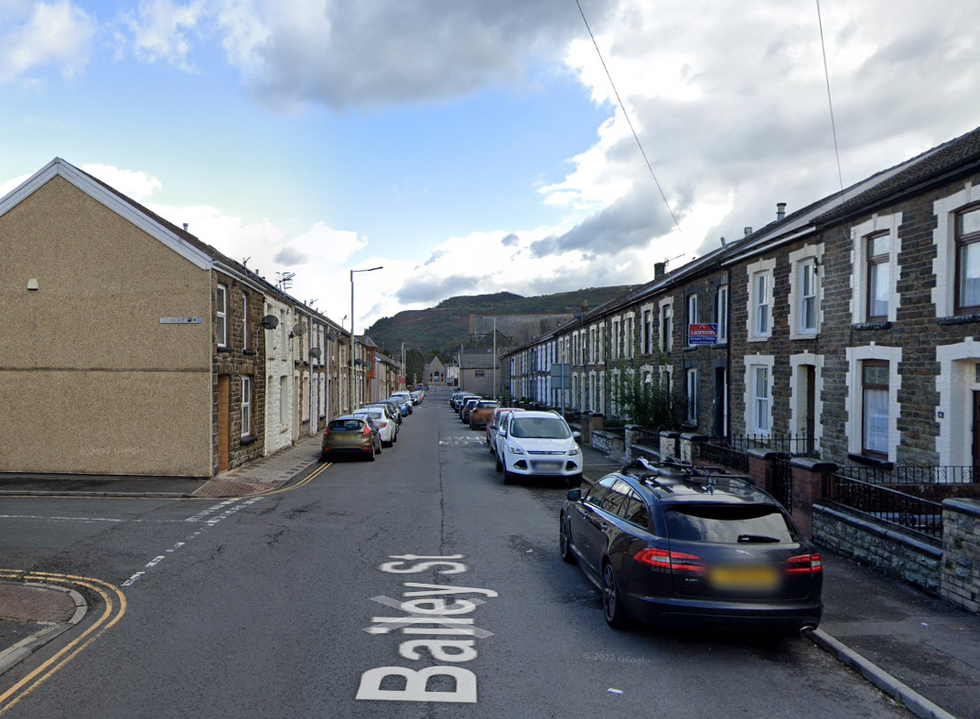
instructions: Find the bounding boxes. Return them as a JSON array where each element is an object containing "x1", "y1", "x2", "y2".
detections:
[
  {"x1": 425, "y1": 357, "x2": 447, "y2": 385},
  {"x1": 458, "y1": 349, "x2": 499, "y2": 396}
]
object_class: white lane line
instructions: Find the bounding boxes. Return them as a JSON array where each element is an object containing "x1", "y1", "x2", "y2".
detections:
[
  {"x1": 0, "y1": 514, "x2": 183, "y2": 524},
  {"x1": 122, "y1": 496, "x2": 264, "y2": 587}
]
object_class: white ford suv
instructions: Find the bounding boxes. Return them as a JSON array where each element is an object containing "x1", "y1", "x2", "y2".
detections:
[{"x1": 495, "y1": 411, "x2": 582, "y2": 486}]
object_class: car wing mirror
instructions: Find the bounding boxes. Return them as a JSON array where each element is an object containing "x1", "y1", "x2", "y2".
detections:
[
  {"x1": 566, "y1": 489, "x2": 582, "y2": 502},
  {"x1": 572, "y1": 431, "x2": 582, "y2": 441}
]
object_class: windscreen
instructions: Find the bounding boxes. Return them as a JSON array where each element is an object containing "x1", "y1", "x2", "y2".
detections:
[
  {"x1": 509, "y1": 417, "x2": 571, "y2": 439},
  {"x1": 665, "y1": 505, "x2": 797, "y2": 544},
  {"x1": 329, "y1": 419, "x2": 363, "y2": 432}
]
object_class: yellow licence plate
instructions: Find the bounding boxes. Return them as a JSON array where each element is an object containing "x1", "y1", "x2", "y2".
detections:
[{"x1": 709, "y1": 566, "x2": 780, "y2": 590}]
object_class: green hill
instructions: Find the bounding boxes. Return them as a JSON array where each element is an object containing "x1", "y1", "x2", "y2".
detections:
[{"x1": 366, "y1": 285, "x2": 634, "y2": 362}]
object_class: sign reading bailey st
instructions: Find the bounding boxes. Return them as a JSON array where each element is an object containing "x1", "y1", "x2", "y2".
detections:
[{"x1": 687, "y1": 323, "x2": 718, "y2": 345}]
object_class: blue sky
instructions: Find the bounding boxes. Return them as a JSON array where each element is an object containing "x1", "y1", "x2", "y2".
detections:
[{"x1": 3, "y1": 0, "x2": 980, "y2": 333}]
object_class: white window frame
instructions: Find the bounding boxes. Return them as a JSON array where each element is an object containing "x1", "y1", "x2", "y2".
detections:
[
  {"x1": 933, "y1": 185, "x2": 980, "y2": 318},
  {"x1": 743, "y1": 355, "x2": 775, "y2": 436},
  {"x1": 746, "y1": 258, "x2": 775, "y2": 341},
  {"x1": 612, "y1": 319, "x2": 621, "y2": 361},
  {"x1": 686, "y1": 367, "x2": 698, "y2": 425},
  {"x1": 241, "y1": 376, "x2": 252, "y2": 437},
  {"x1": 788, "y1": 244, "x2": 824, "y2": 339},
  {"x1": 686, "y1": 293, "x2": 699, "y2": 347},
  {"x1": 216, "y1": 284, "x2": 228, "y2": 348},
  {"x1": 241, "y1": 292, "x2": 248, "y2": 350},
  {"x1": 716, "y1": 284, "x2": 729, "y2": 344},
  {"x1": 845, "y1": 345, "x2": 902, "y2": 462},
  {"x1": 851, "y1": 213, "x2": 901, "y2": 324},
  {"x1": 659, "y1": 299, "x2": 673, "y2": 353}
]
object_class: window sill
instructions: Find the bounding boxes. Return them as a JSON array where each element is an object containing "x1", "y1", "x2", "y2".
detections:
[
  {"x1": 937, "y1": 313, "x2": 980, "y2": 326},
  {"x1": 217, "y1": 346, "x2": 233, "y2": 354},
  {"x1": 790, "y1": 333, "x2": 818, "y2": 341},
  {"x1": 243, "y1": 349, "x2": 257, "y2": 357},
  {"x1": 846, "y1": 453, "x2": 892, "y2": 469},
  {"x1": 852, "y1": 321, "x2": 891, "y2": 331},
  {"x1": 746, "y1": 336, "x2": 771, "y2": 343},
  {"x1": 240, "y1": 434, "x2": 258, "y2": 446}
]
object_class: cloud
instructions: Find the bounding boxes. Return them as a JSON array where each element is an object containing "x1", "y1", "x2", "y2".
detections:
[
  {"x1": 82, "y1": 163, "x2": 163, "y2": 199},
  {"x1": 395, "y1": 274, "x2": 490, "y2": 304},
  {"x1": 273, "y1": 246, "x2": 307, "y2": 265},
  {"x1": 500, "y1": 233, "x2": 519, "y2": 247},
  {"x1": 0, "y1": 0, "x2": 95, "y2": 82},
  {"x1": 114, "y1": 0, "x2": 207, "y2": 71},
  {"x1": 213, "y1": 0, "x2": 616, "y2": 110}
]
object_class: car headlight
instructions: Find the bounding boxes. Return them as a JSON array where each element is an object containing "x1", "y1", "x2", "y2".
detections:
[
  {"x1": 507, "y1": 443, "x2": 525, "y2": 455},
  {"x1": 568, "y1": 446, "x2": 580, "y2": 456}
]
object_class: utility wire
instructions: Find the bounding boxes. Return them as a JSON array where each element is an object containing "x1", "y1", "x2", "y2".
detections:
[
  {"x1": 815, "y1": 0, "x2": 846, "y2": 197},
  {"x1": 573, "y1": 0, "x2": 682, "y2": 234}
]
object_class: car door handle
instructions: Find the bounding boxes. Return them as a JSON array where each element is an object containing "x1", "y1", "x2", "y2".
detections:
[{"x1": 588, "y1": 518, "x2": 607, "y2": 531}]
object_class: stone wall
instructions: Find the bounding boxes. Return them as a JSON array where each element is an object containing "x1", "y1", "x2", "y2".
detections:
[
  {"x1": 941, "y1": 499, "x2": 980, "y2": 613},
  {"x1": 592, "y1": 429, "x2": 624, "y2": 457},
  {"x1": 813, "y1": 504, "x2": 943, "y2": 594}
]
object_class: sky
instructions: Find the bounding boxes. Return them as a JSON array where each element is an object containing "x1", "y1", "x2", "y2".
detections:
[{"x1": 2, "y1": 0, "x2": 979, "y2": 335}]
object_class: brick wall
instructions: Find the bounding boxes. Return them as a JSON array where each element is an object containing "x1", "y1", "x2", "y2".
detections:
[
  {"x1": 813, "y1": 504, "x2": 943, "y2": 593},
  {"x1": 941, "y1": 499, "x2": 980, "y2": 613}
]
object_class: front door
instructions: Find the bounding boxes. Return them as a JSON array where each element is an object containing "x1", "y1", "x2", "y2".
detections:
[
  {"x1": 805, "y1": 366, "x2": 816, "y2": 455},
  {"x1": 217, "y1": 375, "x2": 230, "y2": 472}
]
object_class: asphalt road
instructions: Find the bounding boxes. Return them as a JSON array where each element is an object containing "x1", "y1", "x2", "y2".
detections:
[{"x1": 0, "y1": 389, "x2": 914, "y2": 718}]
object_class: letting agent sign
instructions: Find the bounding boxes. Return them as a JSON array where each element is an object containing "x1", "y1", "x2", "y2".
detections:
[{"x1": 687, "y1": 323, "x2": 718, "y2": 345}]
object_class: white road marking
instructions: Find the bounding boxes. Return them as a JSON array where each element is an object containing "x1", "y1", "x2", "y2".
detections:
[
  {"x1": 121, "y1": 496, "x2": 264, "y2": 587},
  {"x1": 0, "y1": 514, "x2": 183, "y2": 524}
]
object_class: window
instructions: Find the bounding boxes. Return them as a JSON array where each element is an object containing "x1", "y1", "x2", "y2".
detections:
[
  {"x1": 612, "y1": 320, "x2": 620, "y2": 360},
  {"x1": 661, "y1": 303, "x2": 672, "y2": 353},
  {"x1": 956, "y1": 206, "x2": 980, "y2": 313},
  {"x1": 752, "y1": 366, "x2": 770, "y2": 434},
  {"x1": 716, "y1": 285, "x2": 729, "y2": 344},
  {"x1": 643, "y1": 309, "x2": 652, "y2": 354},
  {"x1": 279, "y1": 376, "x2": 286, "y2": 424},
  {"x1": 280, "y1": 310, "x2": 287, "y2": 349},
  {"x1": 862, "y1": 361, "x2": 889, "y2": 456},
  {"x1": 625, "y1": 317, "x2": 633, "y2": 358},
  {"x1": 241, "y1": 376, "x2": 252, "y2": 437},
  {"x1": 867, "y1": 232, "x2": 890, "y2": 320},
  {"x1": 242, "y1": 292, "x2": 248, "y2": 350},
  {"x1": 686, "y1": 293, "x2": 699, "y2": 346},
  {"x1": 754, "y1": 273, "x2": 770, "y2": 336},
  {"x1": 686, "y1": 368, "x2": 698, "y2": 424},
  {"x1": 799, "y1": 261, "x2": 818, "y2": 333},
  {"x1": 216, "y1": 284, "x2": 227, "y2": 347}
]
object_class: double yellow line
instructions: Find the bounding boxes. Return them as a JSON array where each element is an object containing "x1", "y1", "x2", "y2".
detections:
[{"x1": 0, "y1": 572, "x2": 126, "y2": 715}]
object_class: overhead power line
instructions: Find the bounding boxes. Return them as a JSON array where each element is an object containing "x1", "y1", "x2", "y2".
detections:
[
  {"x1": 815, "y1": 0, "x2": 845, "y2": 197},
  {"x1": 573, "y1": 0, "x2": 682, "y2": 235}
]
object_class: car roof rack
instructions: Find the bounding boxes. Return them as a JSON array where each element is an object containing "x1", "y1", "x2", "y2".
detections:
[{"x1": 621, "y1": 456, "x2": 756, "y2": 493}]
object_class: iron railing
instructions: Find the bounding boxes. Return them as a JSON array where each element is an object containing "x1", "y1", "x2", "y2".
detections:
[
  {"x1": 824, "y1": 473, "x2": 943, "y2": 539},
  {"x1": 771, "y1": 453, "x2": 793, "y2": 510},
  {"x1": 836, "y1": 465, "x2": 977, "y2": 485},
  {"x1": 697, "y1": 441, "x2": 749, "y2": 473}
]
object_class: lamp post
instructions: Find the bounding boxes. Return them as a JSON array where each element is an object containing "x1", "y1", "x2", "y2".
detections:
[{"x1": 350, "y1": 266, "x2": 383, "y2": 411}]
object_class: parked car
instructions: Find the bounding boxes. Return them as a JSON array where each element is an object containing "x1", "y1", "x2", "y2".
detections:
[
  {"x1": 387, "y1": 395, "x2": 412, "y2": 416},
  {"x1": 486, "y1": 407, "x2": 525, "y2": 453},
  {"x1": 460, "y1": 396, "x2": 482, "y2": 423},
  {"x1": 469, "y1": 400, "x2": 499, "y2": 430},
  {"x1": 495, "y1": 411, "x2": 582, "y2": 486},
  {"x1": 451, "y1": 392, "x2": 478, "y2": 411},
  {"x1": 372, "y1": 399, "x2": 403, "y2": 425},
  {"x1": 409, "y1": 390, "x2": 422, "y2": 405},
  {"x1": 559, "y1": 459, "x2": 823, "y2": 633},
  {"x1": 389, "y1": 392, "x2": 414, "y2": 414},
  {"x1": 321, "y1": 415, "x2": 382, "y2": 461},
  {"x1": 354, "y1": 408, "x2": 397, "y2": 447}
]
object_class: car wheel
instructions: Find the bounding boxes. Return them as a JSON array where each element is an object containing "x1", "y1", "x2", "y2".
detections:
[
  {"x1": 495, "y1": 454, "x2": 503, "y2": 472},
  {"x1": 367, "y1": 445, "x2": 376, "y2": 462},
  {"x1": 559, "y1": 517, "x2": 577, "y2": 565},
  {"x1": 502, "y1": 465, "x2": 516, "y2": 485},
  {"x1": 602, "y1": 563, "x2": 630, "y2": 629}
]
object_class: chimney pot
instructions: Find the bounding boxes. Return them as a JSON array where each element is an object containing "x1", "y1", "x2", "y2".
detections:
[
  {"x1": 654, "y1": 262, "x2": 666, "y2": 279},
  {"x1": 182, "y1": 222, "x2": 189, "y2": 232},
  {"x1": 744, "y1": 226, "x2": 753, "y2": 236},
  {"x1": 776, "y1": 202, "x2": 786, "y2": 221}
]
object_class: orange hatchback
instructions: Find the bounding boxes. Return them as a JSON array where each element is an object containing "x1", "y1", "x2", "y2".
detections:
[{"x1": 468, "y1": 400, "x2": 500, "y2": 430}]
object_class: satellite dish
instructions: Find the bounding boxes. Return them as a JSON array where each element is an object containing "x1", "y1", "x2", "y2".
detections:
[
  {"x1": 309, "y1": 347, "x2": 322, "y2": 359},
  {"x1": 259, "y1": 314, "x2": 279, "y2": 330},
  {"x1": 326, "y1": 331, "x2": 339, "y2": 341},
  {"x1": 292, "y1": 323, "x2": 308, "y2": 336}
]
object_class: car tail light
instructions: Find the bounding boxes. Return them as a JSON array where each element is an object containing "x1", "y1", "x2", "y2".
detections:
[
  {"x1": 362, "y1": 425, "x2": 372, "y2": 437},
  {"x1": 634, "y1": 548, "x2": 705, "y2": 573},
  {"x1": 785, "y1": 553, "x2": 823, "y2": 574},
  {"x1": 322, "y1": 428, "x2": 329, "y2": 437},
  {"x1": 378, "y1": 420, "x2": 387, "y2": 428}
]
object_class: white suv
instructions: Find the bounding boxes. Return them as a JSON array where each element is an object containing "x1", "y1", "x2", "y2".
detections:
[{"x1": 495, "y1": 411, "x2": 582, "y2": 486}]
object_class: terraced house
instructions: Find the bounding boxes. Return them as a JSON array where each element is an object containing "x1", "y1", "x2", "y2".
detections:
[
  {"x1": 0, "y1": 158, "x2": 379, "y2": 478},
  {"x1": 502, "y1": 125, "x2": 980, "y2": 473}
]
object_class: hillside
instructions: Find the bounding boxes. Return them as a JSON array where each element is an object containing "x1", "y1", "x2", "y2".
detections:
[{"x1": 365, "y1": 285, "x2": 634, "y2": 361}]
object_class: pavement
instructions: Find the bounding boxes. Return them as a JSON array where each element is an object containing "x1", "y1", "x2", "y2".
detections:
[{"x1": 1, "y1": 435, "x2": 979, "y2": 719}]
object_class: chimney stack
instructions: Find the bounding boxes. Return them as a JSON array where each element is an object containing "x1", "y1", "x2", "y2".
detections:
[
  {"x1": 776, "y1": 202, "x2": 786, "y2": 221},
  {"x1": 744, "y1": 226, "x2": 753, "y2": 236},
  {"x1": 182, "y1": 222, "x2": 189, "y2": 232},
  {"x1": 582, "y1": 300, "x2": 589, "y2": 313},
  {"x1": 654, "y1": 262, "x2": 666, "y2": 279}
]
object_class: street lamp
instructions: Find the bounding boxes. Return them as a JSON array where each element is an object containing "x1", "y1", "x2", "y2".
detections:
[{"x1": 350, "y1": 266, "x2": 383, "y2": 411}]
